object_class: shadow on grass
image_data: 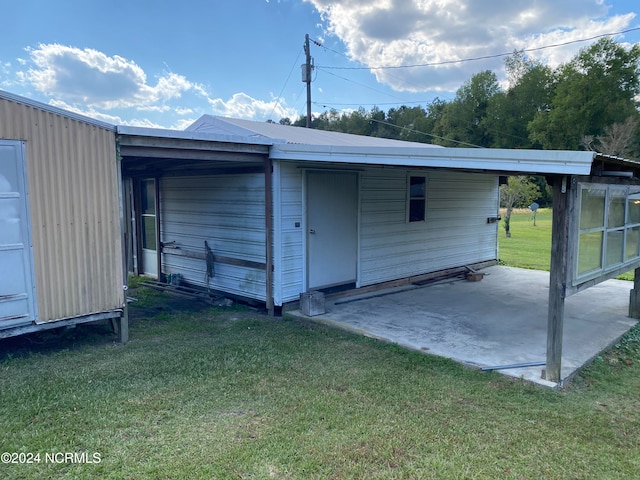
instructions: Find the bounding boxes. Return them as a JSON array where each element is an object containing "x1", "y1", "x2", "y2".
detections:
[{"x1": 0, "y1": 284, "x2": 236, "y2": 362}]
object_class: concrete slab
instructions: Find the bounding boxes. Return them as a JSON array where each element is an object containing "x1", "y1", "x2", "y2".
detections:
[{"x1": 288, "y1": 266, "x2": 637, "y2": 387}]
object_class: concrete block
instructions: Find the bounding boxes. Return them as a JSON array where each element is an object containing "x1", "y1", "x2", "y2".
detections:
[
  {"x1": 466, "y1": 272, "x2": 485, "y2": 282},
  {"x1": 300, "y1": 291, "x2": 325, "y2": 316}
]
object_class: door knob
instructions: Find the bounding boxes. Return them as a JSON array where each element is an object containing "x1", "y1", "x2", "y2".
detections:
[{"x1": 309, "y1": 229, "x2": 316, "y2": 234}]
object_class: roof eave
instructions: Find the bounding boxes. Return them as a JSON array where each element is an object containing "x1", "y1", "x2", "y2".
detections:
[{"x1": 269, "y1": 144, "x2": 596, "y2": 176}]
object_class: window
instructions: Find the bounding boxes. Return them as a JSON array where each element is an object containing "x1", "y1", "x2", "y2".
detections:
[
  {"x1": 576, "y1": 183, "x2": 640, "y2": 281},
  {"x1": 408, "y1": 175, "x2": 427, "y2": 222}
]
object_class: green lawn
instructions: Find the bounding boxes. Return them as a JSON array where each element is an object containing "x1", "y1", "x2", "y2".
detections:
[
  {"x1": 498, "y1": 208, "x2": 553, "y2": 271},
  {"x1": 1, "y1": 282, "x2": 640, "y2": 479},
  {"x1": 498, "y1": 208, "x2": 635, "y2": 281}
]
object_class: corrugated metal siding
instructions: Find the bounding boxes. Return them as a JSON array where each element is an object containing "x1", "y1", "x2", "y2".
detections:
[
  {"x1": 0, "y1": 97, "x2": 124, "y2": 322},
  {"x1": 359, "y1": 169, "x2": 498, "y2": 285},
  {"x1": 161, "y1": 174, "x2": 267, "y2": 300},
  {"x1": 275, "y1": 162, "x2": 498, "y2": 303}
]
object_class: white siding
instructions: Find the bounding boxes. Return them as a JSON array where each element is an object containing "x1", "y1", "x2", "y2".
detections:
[
  {"x1": 275, "y1": 162, "x2": 499, "y2": 303},
  {"x1": 160, "y1": 174, "x2": 266, "y2": 301},
  {"x1": 360, "y1": 169, "x2": 498, "y2": 286},
  {"x1": 277, "y1": 163, "x2": 304, "y2": 304}
]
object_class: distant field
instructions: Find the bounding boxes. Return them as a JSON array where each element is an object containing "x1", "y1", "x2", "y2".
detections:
[
  {"x1": 498, "y1": 208, "x2": 552, "y2": 271},
  {"x1": 498, "y1": 208, "x2": 634, "y2": 281}
]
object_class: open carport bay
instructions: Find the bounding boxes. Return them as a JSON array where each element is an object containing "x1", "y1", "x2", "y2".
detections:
[{"x1": 289, "y1": 266, "x2": 637, "y2": 387}]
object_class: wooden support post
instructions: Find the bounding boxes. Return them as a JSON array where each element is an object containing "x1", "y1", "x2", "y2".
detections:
[
  {"x1": 629, "y1": 267, "x2": 640, "y2": 318},
  {"x1": 117, "y1": 307, "x2": 129, "y2": 344},
  {"x1": 265, "y1": 157, "x2": 275, "y2": 316},
  {"x1": 155, "y1": 176, "x2": 163, "y2": 282},
  {"x1": 546, "y1": 176, "x2": 571, "y2": 383}
]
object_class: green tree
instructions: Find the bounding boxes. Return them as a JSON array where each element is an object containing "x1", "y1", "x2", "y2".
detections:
[
  {"x1": 434, "y1": 70, "x2": 501, "y2": 147},
  {"x1": 483, "y1": 54, "x2": 555, "y2": 149},
  {"x1": 500, "y1": 176, "x2": 540, "y2": 237},
  {"x1": 529, "y1": 38, "x2": 640, "y2": 150}
]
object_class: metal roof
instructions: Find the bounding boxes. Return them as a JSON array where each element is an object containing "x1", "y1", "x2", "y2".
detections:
[
  {"x1": 187, "y1": 115, "x2": 443, "y2": 148},
  {"x1": 117, "y1": 124, "x2": 274, "y2": 146},
  {"x1": 187, "y1": 115, "x2": 603, "y2": 175},
  {"x1": 0, "y1": 89, "x2": 116, "y2": 131}
]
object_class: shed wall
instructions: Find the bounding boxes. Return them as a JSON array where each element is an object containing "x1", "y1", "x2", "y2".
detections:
[
  {"x1": 160, "y1": 174, "x2": 267, "y2": 300},
  {"x1": 276, "y1": 162, "x2": 499, "y2": 304},
  {"x1": 359, "y1": 169, "x2": 498, "y2": 284},
  {"x1": 0, "y1": 97, "x2": 124, "y2": 322}
]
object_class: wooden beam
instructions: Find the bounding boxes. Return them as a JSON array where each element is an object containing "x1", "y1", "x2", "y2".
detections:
[
  {"x1": 546, "y1": 176, "x2": 571, "y2": 383},
  {"x1": 629, "y1": 267, "x2": 640, "y2": 318},
  {"x1": 265, "y1": 157, "x2": 275, "y2": 315},
  {"x1": 163, "y1": 248, "x2": 266, "y2": 271},
  {"x1": 155, "y1": 176, "x2": 163, "y2": 282},
  {"x1": 117, "y1": 307, "x2": 129, "y2": 344}
]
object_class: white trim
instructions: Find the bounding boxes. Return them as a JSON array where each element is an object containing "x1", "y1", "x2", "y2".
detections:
[
  {"x1": 301, "y1": 170, "x2": 308, "y2": 293},
  {"x1": 406, "y1": 172, "x2": 428, "y2": 224},
  {"x1": 271, "y1": 144, "x2": 596, "y2": 175},
  {"x1": 272, "y1": 161, "x2": 283, "y2": 306},
  {"x1": 117, "y1": 125, "x2": 275, "y2": 146},
  {"x1": 355, "y1": 171, "x2": 362, "y2": 288}
]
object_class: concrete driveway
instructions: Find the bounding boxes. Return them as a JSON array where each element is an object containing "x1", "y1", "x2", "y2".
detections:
[{"x1": 290, "y1": 266, "x2": 637, "y2": 387}]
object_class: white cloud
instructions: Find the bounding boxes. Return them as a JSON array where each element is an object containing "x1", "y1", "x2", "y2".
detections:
[
  {"x1": 171, "y1": 118, "x2": 198, "y2": 130},
  {"x1": 21, "y1": 43, "x2": 204, "y2": 110},
  {"x1": 10, "y1": 43, "x2": 298, "y2": 125},
  {"x1": 208, "y1": 92, "x2": 299, "y2": 121},
  {"x1": 305, "y1": 0, "x2": 637, "y2": 92},
  {"x1": 174, "y1": 107, "x2": 194, "y2": 115}
]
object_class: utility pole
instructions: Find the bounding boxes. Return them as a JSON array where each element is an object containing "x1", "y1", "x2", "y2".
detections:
[{"x1": 303, "y1": 34, "x2": 313, "y2": 128}]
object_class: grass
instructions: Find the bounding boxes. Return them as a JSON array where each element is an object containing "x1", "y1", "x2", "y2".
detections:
[
  {"x1": 498, "y1": 208, "x2": 635, "y2": 280},
  {"x1": 1, "y1": 280, "x2": 640, "y2": 479},
  {"x1": 498, "y1": 208, "x2": 553, "y2": 271}
]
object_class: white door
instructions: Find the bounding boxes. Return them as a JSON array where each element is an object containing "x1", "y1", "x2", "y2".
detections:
[
  {"x1": 0, "y1": 141, "x2": 36, "y2": 328},
  {"x1": 307, "y1": 171, "x2": 358, "y2": 289},
  {"x1": 140, "y1": 179, "x2": 158, "y2": 277}
]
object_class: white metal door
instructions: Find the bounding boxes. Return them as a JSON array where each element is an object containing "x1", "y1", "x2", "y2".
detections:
[
  {"x1": 0, "y1": 141, "x2": 36, "y2": 328},
  {"x1": 141, "y1": 179, "x2": 158, "y2": 277},
  {"x1": 307, "y1": 171, "x2": 358, "y2": 289}
]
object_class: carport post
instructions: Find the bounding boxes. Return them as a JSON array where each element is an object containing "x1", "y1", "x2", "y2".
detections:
[
  {"x1": 629, "y1": 267, "x2": 640, "y2": 318},
  {"x1": 264, "y1": 156, "x2": 274, "y2": 316},
  {"x1": 546, "y1": 176, "x2": 570, "y2": 383}
]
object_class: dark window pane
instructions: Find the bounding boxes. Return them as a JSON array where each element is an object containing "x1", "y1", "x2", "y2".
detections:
[
  {"x1": 142, "y1": 216, "x2": 156, "y2": 250},
  {"x1": 409, "y1": 199, "x2": 425, "y2": 222},
  {"x1": 410, "y1": 176, "x2": 425, "y2": 198},
  {"x1": 142, "y1": 180, "x2": 156, "y2": 215}
]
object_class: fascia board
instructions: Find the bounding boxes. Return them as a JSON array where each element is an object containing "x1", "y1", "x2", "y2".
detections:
[{"x1": 270, "y1": 144, "x2": 596, "y2": 175}]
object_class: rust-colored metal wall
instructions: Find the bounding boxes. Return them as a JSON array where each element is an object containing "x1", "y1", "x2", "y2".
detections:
[{"x1": 0, "y1": 95, "x2": 124, "y2": 322}]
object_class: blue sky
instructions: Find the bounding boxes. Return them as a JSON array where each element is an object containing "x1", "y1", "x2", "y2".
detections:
[{"x1": 1, "y1": 0, "x2": 639, "y2": 129}]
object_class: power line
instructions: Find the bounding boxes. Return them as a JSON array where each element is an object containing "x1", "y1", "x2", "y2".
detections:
[
  {"x1": 320, "y1": 69, "x2": 410, "y2": 102},
  {"x1": 316, "y1": 26, "x2": 640, "y2": 71},
  {"x1": 314, "y1": 100, "x2": 431, "y2": 107},
  {"x1": 367, "y1": 117, "x2": 485, "y2": 148},
  {"x1": 268, "y1": 47, "x2": 304, "y2": 120}
]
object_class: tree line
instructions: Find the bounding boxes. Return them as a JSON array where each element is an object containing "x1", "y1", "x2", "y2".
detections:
[{"x1": 280, "y1": 38, "x2": 640, "y2": 209}]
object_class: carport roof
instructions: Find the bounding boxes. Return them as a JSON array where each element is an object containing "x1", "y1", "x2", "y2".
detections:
[
  {"x1": 119, "y1": 115, "x2": 640, "y2": 177},
  {"x1": 187, "y1": 115, "x2": 640, "y2": 176}
]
